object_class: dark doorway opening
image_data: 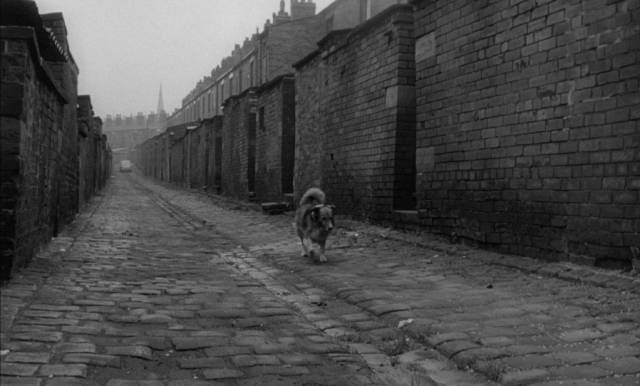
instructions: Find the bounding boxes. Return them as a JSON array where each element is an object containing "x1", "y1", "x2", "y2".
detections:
[
  {"x1": 214, "y1": 135, "x2": 222, "y2": 192},
  {"x1": 281, "y1": 80, "x2": 295, "y2": 194},
  {"x1": 247, "y1": 112, "x2": 256, "y2": 195},
  {"x1": 393, "y1": 114, "x2": 416, "y2": 210}
]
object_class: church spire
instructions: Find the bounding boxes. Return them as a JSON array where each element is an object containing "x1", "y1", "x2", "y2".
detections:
[{"x1": 157, "y1": 84, "x2": 165, "y2": 115}]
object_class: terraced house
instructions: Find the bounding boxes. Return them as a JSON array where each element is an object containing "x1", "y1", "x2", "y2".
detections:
[
  {"x1": 138, "y1": 0, "x2": 639, "y2": 269},
  {"x1": 141, "y1": 0, "x2": 406, "y2": 201}
]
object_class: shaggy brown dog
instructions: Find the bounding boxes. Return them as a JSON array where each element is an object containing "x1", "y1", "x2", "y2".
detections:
[{"x1": 295, "y1": 188, "x2": 335, "y2": 263}]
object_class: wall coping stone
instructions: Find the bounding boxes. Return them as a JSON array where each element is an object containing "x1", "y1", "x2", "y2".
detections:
[
  {"x1": 0, "y1": 26, "x2": 68, "y2": 105},
  {"x1": 294, "y1": 4, "x2": 413, "y2": 70},
  {"x1": 256, "y1": 73, "x2": 294, "y2": 95}
]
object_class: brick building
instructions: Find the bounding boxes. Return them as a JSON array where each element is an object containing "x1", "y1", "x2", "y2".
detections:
[
  {"x1": 294, "y1": 4, "x2": 415, "y2": 218},
  {"x1": 0, "y1": 0, "x2": 110, "y2": 281},
  {"x1": 143, "y1": 0, "x2": 408, "y2": 203},
  {"x1": 255, "y1": 74, "x2": 296, "y2": 203},
  {"x1": 103, "y1": 96, "x2": 167, "y2": 169},
  {"x1": 137, "y1": 0, "x2": 637, "y2": 267},
  {"x1": 166, "y1": 0, "x2": 406, "y2": 128}
]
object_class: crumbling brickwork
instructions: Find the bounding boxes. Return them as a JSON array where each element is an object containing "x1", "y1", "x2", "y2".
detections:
[
  {"x1": 294, "y1": 5, "x2": 415, "y2": 219},
  {"x1": 413, "y1": 0, "x2": 640, "y2": 266}
]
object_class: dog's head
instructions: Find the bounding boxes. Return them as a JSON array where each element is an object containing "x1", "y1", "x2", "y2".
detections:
[{"x1": 310, "y1": 204, "x2": 335, "y2": 233}]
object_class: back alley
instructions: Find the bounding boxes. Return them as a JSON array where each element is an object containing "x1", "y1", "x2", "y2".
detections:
[{"x1": 1, "y1": 173, "x2": 639, "y2": 386}]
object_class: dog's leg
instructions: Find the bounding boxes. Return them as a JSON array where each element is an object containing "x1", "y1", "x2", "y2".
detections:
[
  {"x1": 301, "y1": 238, "x2": 311, "y2": 257},
  {"x1": 311, "y1": 241, "x2": 327, "y2": 263},
  {"x1": 318, "y1": 241, "x2": 327, "y2": 263}
]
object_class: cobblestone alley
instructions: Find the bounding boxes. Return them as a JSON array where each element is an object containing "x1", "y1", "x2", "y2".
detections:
[{"x1": 1, "y1": 174, "x2": 639, "y2": 386}]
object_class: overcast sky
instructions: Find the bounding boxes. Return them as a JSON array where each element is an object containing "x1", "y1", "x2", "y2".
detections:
[{"x1": 34, "y1": 0, "x2": 334, "y2": 118}]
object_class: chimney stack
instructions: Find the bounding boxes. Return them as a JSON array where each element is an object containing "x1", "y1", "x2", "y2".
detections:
[{"x1": 291, "y1": 0, "x2": 316, "y2": 20}]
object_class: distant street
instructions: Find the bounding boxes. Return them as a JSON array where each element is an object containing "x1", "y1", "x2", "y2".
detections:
[{"x1": 1, "y1": 172, "x2": 639, "y2": 386}]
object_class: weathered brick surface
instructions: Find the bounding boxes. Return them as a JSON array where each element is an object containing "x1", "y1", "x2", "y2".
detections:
[
  {"x1": 103, "y1": 111, "x2": 166, "y2": 169},
  {"x1": 221, "y1": 90, "x2": 258, "y2": 200},
  {"x1": 139, "y1": 132, "x2": 168, "y2": 182},
  {"x1": 186, "y1": 124, "x2": 206, "y2": 189},
  {"x1": 0, "y1": 32, "x2": 65, "y2": 280},
  {"x1": 168, "y1": 124, "x2": 188, "y2": 186},
  {"x1": 255, "y1": 75, "x2": 296, "y2": 202},
  {"x1": 294, "y1": 5, "x2": 416, "y2": 218},
  {"x1": 42, "y1": 13, "x2": 80, "y2": 229},
  {"x1": 138, "y1": 117, "x2": 222, "y2": 192},
  {"x1": 413, "y1": 0, "x2": 640, "y2": 266},
  {"x1": 261, "y1": 16, "x2": 324, "y2": 84},
  {"x1": 206, "y1": 116, "x2": 224, "y2": 193},
  {"x1": 77, "y1": 95, "x2": 111, "y2": 207},
  {"x1": 0, "y1": 4, "x2": 110, "y2": 281}
]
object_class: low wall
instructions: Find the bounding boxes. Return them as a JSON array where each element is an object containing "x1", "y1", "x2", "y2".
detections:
[
  {"x1": 294, "y1": 5, "x2": 416, "y2": 219},
  {"x1": 413, "y1": 0, "x2": 640, "y2": 266}
]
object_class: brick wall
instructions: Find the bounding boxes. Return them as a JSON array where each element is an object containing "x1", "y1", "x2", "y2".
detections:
[
  {"x1": 187, "y1": 124, "x2": 207, "y2": 189},
  {"x1": 168, "y1": 125, "x2": 188, "y2": 186},
  {"x1": 294, "y1": 5, "x2": 415, "y2": 218},
  {"x1": 77, "y1": 96, "x2": 111, "y2": 208},
  {"x1": 205, "y1": 116, "x2": 223, "y2": 193},
  {"x1": 263, "y1": 17, "x2": 325, "y2": 83},
  {"x1": 138, "y1": 133, "x2": 167, "y2": 182},
  {"x1": 413, "y1": 0, "x2": 640, "y2": 266},
  {"x1": 0, "y1": 26, "x2": 66, "y2": 280},
  {"x1": 221, "y1": 90, "x2": 258, "y2": 200},
  {"x1": 42, "y1": 13, "x2": 79, "y2": 227},
  {"x1": 255, "y1": 75, "x2": 296, "y2": 202}
]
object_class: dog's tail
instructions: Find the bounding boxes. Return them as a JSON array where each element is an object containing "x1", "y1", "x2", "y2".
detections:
[{"x1": 299, "y1": 187, "x2": 325, "y2": 207}]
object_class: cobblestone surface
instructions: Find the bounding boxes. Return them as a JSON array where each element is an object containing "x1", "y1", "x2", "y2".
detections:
[
  {"x1": 2, "y1": 173, "x2": 639, "y2": 385},
  {"x1": 0, "y1": 176, "x2": 383, "y2": 385}
]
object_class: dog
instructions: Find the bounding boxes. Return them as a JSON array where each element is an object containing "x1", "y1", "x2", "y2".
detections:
[{"x1": 295, "y1": 188, "x2": 335, "y2": 263}]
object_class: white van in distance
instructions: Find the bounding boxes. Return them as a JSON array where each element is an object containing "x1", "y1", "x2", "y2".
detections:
[{"x1": 119, "y1": 160, "x2": 132, "y2": 173}]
